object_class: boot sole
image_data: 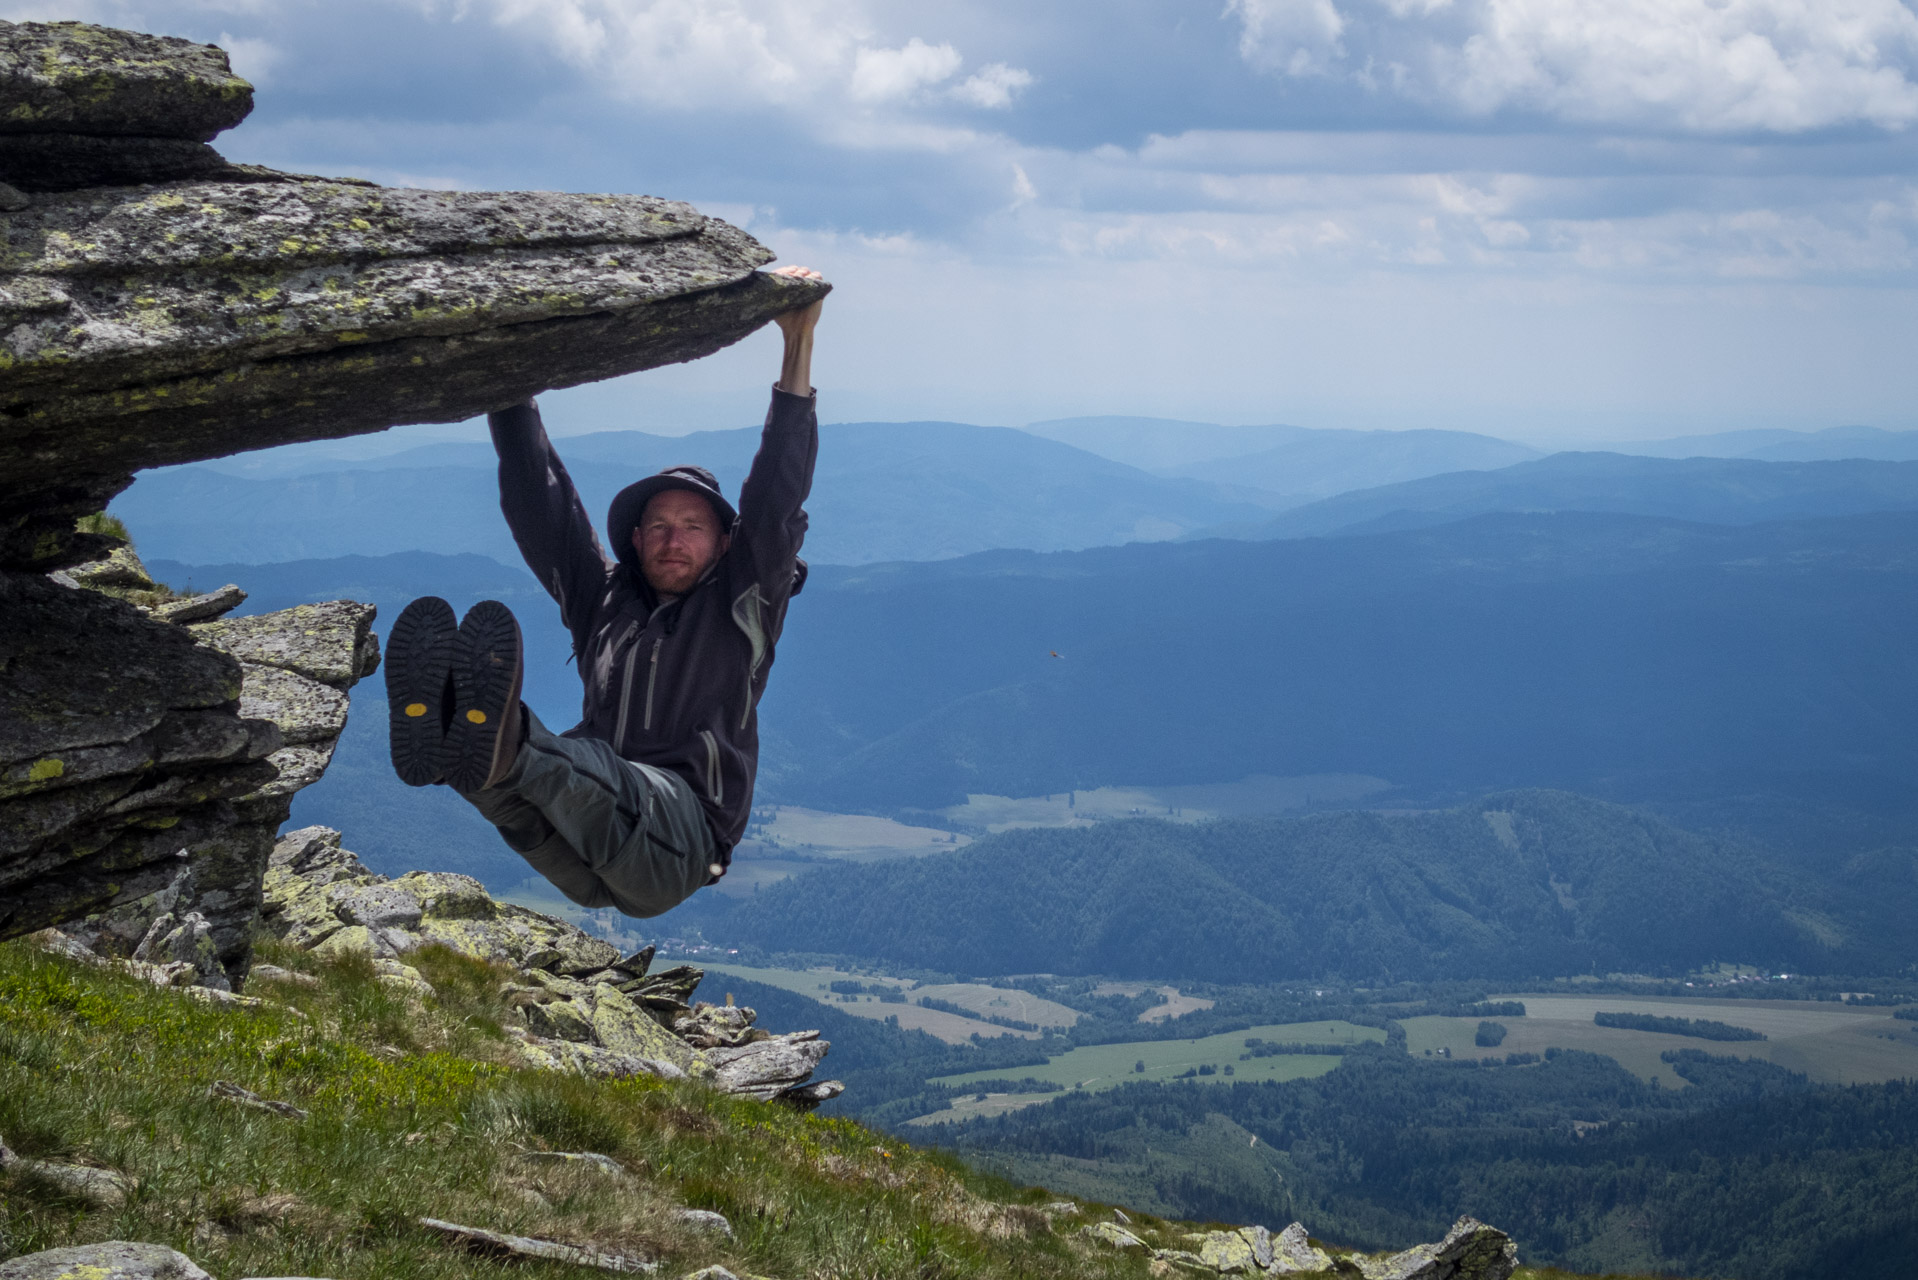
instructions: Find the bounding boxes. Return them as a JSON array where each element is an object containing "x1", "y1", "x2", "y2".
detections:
[
  {"x1": 385, "y1": 597, "x2": 458, "y2": 787},
  {"x1": 445, "y1": 600, "x2": 524, "y2": 793}
]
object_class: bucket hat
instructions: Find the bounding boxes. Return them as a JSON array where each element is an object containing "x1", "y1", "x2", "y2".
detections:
[{"x1": 606, "y1": 466, "x2": 738, "y2": 573}]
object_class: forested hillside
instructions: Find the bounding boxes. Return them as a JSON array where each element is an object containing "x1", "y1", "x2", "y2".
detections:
[
  {"x1": 955, "y1": 1048, "x2": 1918, "y2": 1280},
  {"x1": 764, "y1": 510, "x2": 1918, "y2": 815},
  {"x1": 714, "y1": 791, "x2": 1918, "y2": 980}
]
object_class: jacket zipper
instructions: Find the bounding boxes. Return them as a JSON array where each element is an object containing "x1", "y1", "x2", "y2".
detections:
[
  {"x1": 700, "y1": 729, "x2": 722, "y2": 804},
  {"x1": 642, "y1": 639, "x2": 661, "y2": 730},
  {"x1": 611, "y1": 624, "x2": 641, "y2": 746}
]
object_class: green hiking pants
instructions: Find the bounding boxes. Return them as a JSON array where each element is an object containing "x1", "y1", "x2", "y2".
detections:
[{"x1": 458, "y1": 709, "x2": 717, "y2": 918}]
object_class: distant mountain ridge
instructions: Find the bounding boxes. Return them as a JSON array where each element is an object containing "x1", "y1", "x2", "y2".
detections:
[
  {"x1": 126, "y1": 417, "x2": 1918, "y2": 573},
  {"x1": 118, "y1": 422, "x2": 1280, "y2": 566},
  {"x1": 713, "y1": 790, "x2": 1918, "y2": 980},
  {"x1": 1617, "y1": 423, "x2": 1918, "y2": 462},
  {"x1": 1199, "y1": 453, "x2": 1918, "y2": 542},
  {"x1": 1023, "y1": 415, "x2": 1541, "y2": 497},
  {"x1": 1164, "y1": 428, "x2": 1540, "y2": 501}
]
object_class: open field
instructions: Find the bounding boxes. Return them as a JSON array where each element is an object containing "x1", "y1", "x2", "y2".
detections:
[
  {"x1": 746, "y1": 807, "x2": 970, "y2": 861},
  {"x1": 911, "y1": 981, "x2": 1081, "y2": 1028},
  {"x1": 932, "y1": 1020, "x2": 1384, "y2": 1093},
  {"x1": 939, "y1": 773, "x2": 1393, "y2": 833},
  {"x1": 903, "y1": 1091, "x2": 1061, "y2": 1126},
  {"x1": 699, "y1": 962, "x2": 1078, "y2": 1043},
  {"x1": 1090, "y1": 981, "x2": 1217, "y2": 1022},
  {"x1": 703, "y1": 810, "x2": 973, "y2": 894},
  {"x1": 1400, "y1": 993, "x2": 1918, "y2": 1087}
]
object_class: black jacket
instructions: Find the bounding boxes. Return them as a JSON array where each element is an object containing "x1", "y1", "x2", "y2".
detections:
[{"x1": 488, "y1": 388, "x2": 817, "y2": 862}]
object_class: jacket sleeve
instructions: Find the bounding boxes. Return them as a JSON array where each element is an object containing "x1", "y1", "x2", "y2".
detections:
[
  {"x1": 728, "y1": 386, "x2": 818, "y2": 624},
  {"x1": 489, "y1": 401, "x2": 611, "y2": 654}
]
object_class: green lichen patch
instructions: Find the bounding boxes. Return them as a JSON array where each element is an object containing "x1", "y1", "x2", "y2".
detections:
[{"x1": 0, "y1": 19, "x2": 251, "y2": 141}]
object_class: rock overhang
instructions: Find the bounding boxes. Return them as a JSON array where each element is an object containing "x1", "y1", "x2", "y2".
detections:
[{"x1": 0, "y1": 19, "x2": 829, "y2": 570}]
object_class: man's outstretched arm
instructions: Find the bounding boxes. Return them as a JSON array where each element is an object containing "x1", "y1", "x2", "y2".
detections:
[
  {"x1": 775, "y1": 266, "x2": 822, "y2": 397},
  {"x1": 733, "y1": 267, "x2": 825, "y2": 601},
  {"x1": 490, "y1": 401, "x2": 611, "y2": 654}
]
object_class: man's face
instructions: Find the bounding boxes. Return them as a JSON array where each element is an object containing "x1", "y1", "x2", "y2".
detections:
[{"x1": 633, "y1": 488, "x2": 730, "y2": 596}]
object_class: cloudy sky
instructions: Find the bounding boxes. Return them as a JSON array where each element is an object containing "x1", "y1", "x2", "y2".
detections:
[{"x1": 15, "y1": 0, "x2": 1918, "y2": 442}]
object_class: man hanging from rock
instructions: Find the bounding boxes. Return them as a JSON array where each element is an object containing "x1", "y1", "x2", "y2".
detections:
[{"x1": 382, "y1": 265, "x2": 825, "y2": 917}]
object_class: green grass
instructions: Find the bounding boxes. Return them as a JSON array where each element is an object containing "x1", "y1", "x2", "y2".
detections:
[
  {"x1": 0, "y1": 941, "x2": 1679, "y2": 1280},
  {"x1": 931, "y1": 1022, "x2": 1384, "y2": 1092},
  {"x1": 75, "y1": 512, "x2": 130, "y2": 542},
  {"x1": 0, "y1": 940, "x2": 1143, "y2": 1280}
]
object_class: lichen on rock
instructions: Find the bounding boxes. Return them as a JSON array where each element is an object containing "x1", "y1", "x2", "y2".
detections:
[
  {"x1": 257, "y1": 825, "x2": 842, "y2": 1105},
  {"x1": 0, "y1": 21, "x2": 252, "y2": 142}
]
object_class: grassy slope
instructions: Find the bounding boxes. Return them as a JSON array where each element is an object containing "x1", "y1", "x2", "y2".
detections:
[{"x1": 0, "y1": 940, "x2": 1643, "y2": 1280}]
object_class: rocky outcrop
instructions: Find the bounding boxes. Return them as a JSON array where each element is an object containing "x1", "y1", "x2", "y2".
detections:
[
  {"x1": 0, "y1": 20, "x2": 828, "y2": 572},
  {"x1": 1, "y1": 569, "x2": 272, "y2": 943},
  {"x1": 255, "y1": 825, "x2": 843, "y2": 1107},
  {"x1": 0, "y1": 1240, "x2": 213, "y2": 1280},
  {"x1": 6, "y1": 541, "x2": 377, "y2": 985},
  {"x1": 1, "y1": 18, "x2": 821, "y2": 956},
  {"x1": 0, "y1": 1135, "x2": 135, "y2": 1211},
  {"x1": 1353, "y1": 1219, "x2": 1519, "y2": 1280},
  {"x1": 1079, "y1": 1215, "x2": 1519, "y2": 1280}
]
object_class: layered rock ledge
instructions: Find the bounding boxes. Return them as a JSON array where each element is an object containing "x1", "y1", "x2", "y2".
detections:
[
  {"x1": 5, "y1": 541, "x2": 376, "y2": 984},
  {"x1": 0, "y1": 19, "x2": 828, "y2": 570}
]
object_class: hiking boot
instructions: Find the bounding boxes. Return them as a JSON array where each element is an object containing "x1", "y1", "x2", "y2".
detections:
[
  {"x1": 384, "y1": 596, "x2": 458, "y2": 786},
  {"x1": 445, "y1": 600, "x2": 525, "y2": 792}
]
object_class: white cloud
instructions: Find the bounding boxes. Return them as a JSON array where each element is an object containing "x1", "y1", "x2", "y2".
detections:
[
  {"x1": 483, "y1": 0, "x2": 835, "y2": 108},
  {"x1": 1227, "y1": 0, "x2": 1348, "y2": 76},
  {"x1": 951, "y1": 61, "x2": 1033, "y2": 108},
  {"x1": 472, "y1": 0, "x2": 1031, "y2": 125},
  {"x1": 1010, "y1": 161, "x2": 1037, "y2": 206},
  {"x1": 216, "y1": 30, "x2": 281, "y2": 83},
  {"x1": 977, "y1": 128, "x2": 1918, "y2": 286},
  {"x1": 850, "y1": 36, "x2": 962, "y2": 102},
  {"x1": 1228, "y1": 0, "x2": 1918, "y2": 132}
]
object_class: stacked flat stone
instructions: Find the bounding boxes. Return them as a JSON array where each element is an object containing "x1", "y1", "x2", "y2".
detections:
[
  {"x1": 0, "y1": 21, "x2": 253, "y2": 192},
  {"x1": 7, "y1": 541, "x2": 378, "y2": 985}
]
